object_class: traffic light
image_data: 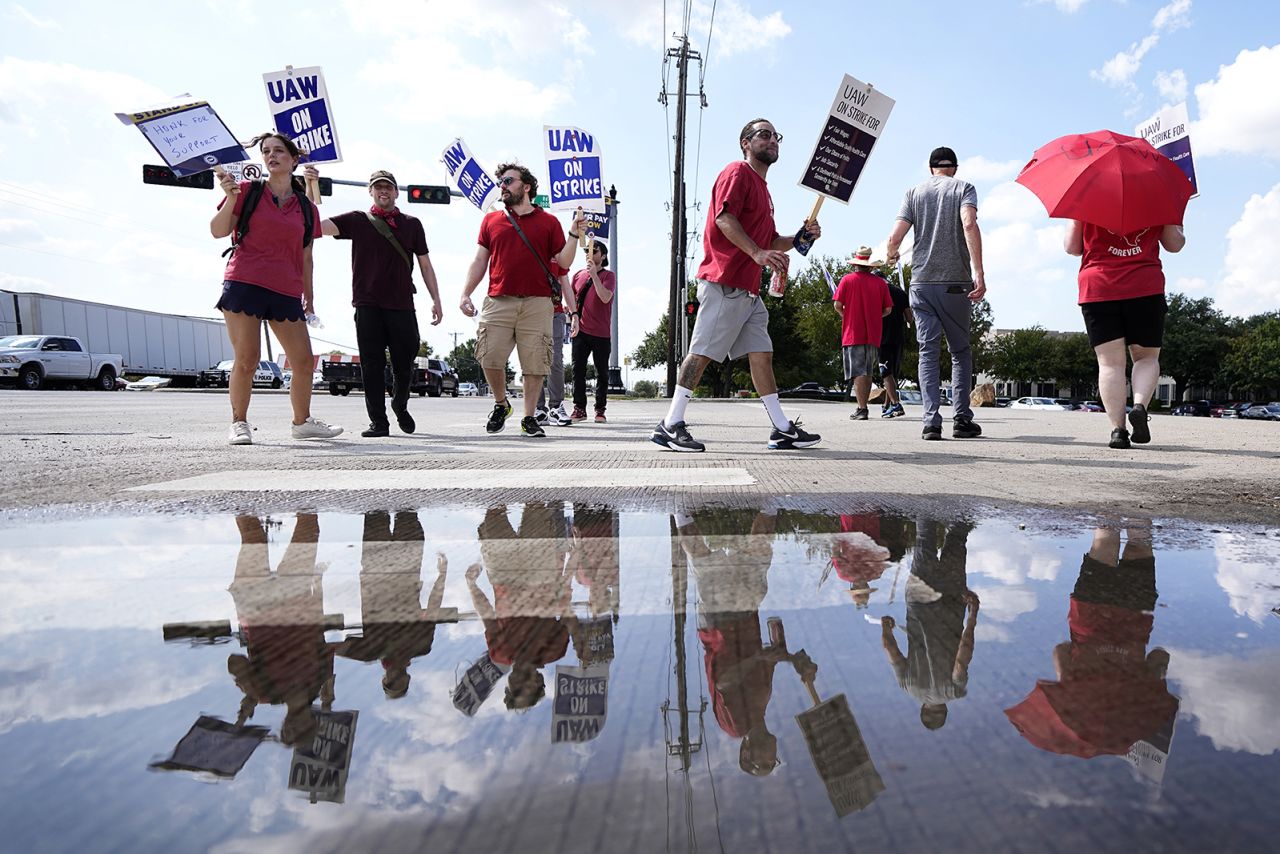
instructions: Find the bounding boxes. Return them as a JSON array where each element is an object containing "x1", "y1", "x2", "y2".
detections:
[
  {"x1": 684, "y1": 300, "x2": 698, "y2": 318},
  {"x1": 141, "y1": 164, "x2": 214, "y2": 189},
  {"x1": 406, "y1": 185, "x2": 451, "y2": 204}
]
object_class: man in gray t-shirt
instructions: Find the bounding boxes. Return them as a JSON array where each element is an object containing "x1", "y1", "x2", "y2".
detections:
[{"x1": 886, "y1": 147, "x2": 988, "y2": 440}]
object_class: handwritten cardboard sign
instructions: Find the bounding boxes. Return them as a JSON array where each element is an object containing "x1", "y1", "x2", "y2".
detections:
[{"x1": 116, "y1": 97, "x2": 248, "y2": 176}]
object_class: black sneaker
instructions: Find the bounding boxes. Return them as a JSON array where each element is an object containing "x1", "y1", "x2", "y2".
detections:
[
  {"x1": 394, "y1": 407, "x2": 415, "y2": 434},
  {"x1": 486, "y1": 400, "x2": 513, "y2": 434},
  {"x1": 1110, "y1": 427, "x2": 1132, "y2": 449},
  {"x1": 768, "y1": 419, "x2": 821, "y2": 450},
  {"x1": 952, "y1": 416, "x2": 983, "y2": 439},
  {"x1": 1128, "y1": 405, "x2": 1150, "y2": 444},
  {"x1": 521, "y1": 416, "x2": 546, "y2": 437},
  {"x1": 361, "y1": 422, "x2": 390, "y2": 438},
  {"x1": 922, "y1": 425, "x2": 943, "y2": 441},
  {"x1": 651, "y1": 420, "x2": 705, "y2": 452},
  {"x1": 850, "y1": 408, "x2": 869, "y2": 421}
]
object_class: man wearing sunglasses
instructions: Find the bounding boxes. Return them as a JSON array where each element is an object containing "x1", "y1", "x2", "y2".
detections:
[
  {"x1": 460, "y1": 164, "x2": 583, "y2": 437},
  {"x1": 652, "y1": 119, "x2": 823, "y2": 452}
]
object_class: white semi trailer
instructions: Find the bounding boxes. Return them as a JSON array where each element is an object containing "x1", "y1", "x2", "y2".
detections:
[{"x1": 0, "y1": 290, "x2": 233, "y2": 384}]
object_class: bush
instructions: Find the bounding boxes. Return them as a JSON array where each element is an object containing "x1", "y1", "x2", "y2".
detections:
[{"x1": 631, "y1": 380, "x2": 659, "y2": 398}]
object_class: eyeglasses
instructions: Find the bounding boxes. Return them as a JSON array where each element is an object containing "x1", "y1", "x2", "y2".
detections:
[
  {"x1": 499, "y1": 176, "x2": 520, "y2": 187},
  {"x1": 749, "y1": 129, "x2": 783, "y2": 143}
]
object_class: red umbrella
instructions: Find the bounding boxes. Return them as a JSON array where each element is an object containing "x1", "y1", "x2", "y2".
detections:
[{"x1": 1015, "y1": 130, "x2": 1193, "y2": 235}]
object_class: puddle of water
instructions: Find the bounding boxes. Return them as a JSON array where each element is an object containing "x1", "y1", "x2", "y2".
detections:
[{"x1": 0, "y1": 506, "x2": 1277, "y2": 853}]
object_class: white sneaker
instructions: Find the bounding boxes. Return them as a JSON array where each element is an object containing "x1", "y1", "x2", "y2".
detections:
[
  {"x1": 291, "y1": 417, "x2": 343, "y2": 439},
  {"x1": 228, "y1": 421, "x2": 253, "y2": 446},
  {"x1": 534, "y1": 407, "x2": 550, "y2": 425}
]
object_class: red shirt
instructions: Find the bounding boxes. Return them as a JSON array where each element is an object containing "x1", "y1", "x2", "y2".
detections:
[
  {"x1": 478, "y1": 207, "x2": 566, "y2": 298},
  {"x1": 833, "y1": 271, "x2": 892, "y2": 346},
  {"x1": 220, "y1": 181, "x2": 322, "y2": 300},
  {"x1": 695, "y1": 161, "x2": 779, "y2": 294},
  {"x1": 330, "y1": 210, "x2": 428, "y2": 311},
  {"x1": 1077, "y1": 224, "x2": 1166, "y2": 304},
  {"x1": 572, "y1": 269, "x2": 616, "y2": 337}
]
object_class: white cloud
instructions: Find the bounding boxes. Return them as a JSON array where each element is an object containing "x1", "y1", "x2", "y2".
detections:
[
  {"x1": 1090, "y1": 1, "x2": 1193, "y2": 90},
  {"x1": 1153, "y1": 68, "x2": 1187, "y2": 102},
  {"x1": 622, "y1": 1, "x2": 790, "y2": 60},
  {"x1": 1034, "y1": 0, "x2": 1090, "y2": 11},
  {"x1": 1211, "y1": 533, "x2": 1280, "y2": 624},
  {"x1": 1172, "y1": 276, "x2": 1208, "y2": 293},
  {"x1": 10, "y1": 2, "x2": 58, "y2": 28},
  {"x1": 1168, "y1": 648, "x2": 1280, "y2": 755},
  {"x1": 1192, "y1": 44, "x2": 1280, "y2": 158},
  {"x1": 982, "y1": 180, "x2": 1048, "y2": 224},
  {"x1": 961, "y1": 155, "x2": 1026, "y2": 185},
  {"x1": 1215, "y1": 182, "x2": 1280, "y2": 318}
]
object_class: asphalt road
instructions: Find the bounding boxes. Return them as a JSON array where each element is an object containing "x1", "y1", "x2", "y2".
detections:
[{"x1": 2, "y1": 389, "x2": 1278, "y2": 524}]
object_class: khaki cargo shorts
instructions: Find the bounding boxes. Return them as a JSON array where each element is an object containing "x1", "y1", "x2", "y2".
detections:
[{"x1": 475, "y1": 295, "x2": 553, "y2": 377}]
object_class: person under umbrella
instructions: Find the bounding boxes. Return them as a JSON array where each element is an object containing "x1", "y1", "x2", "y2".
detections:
[{"x1": 1016, "y1": 130, "x2": 1190, "y2": 449}]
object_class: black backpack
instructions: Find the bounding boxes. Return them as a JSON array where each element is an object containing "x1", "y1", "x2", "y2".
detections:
[{"x1": 222, "y1": 178, "x2": 315, "y2": 258}]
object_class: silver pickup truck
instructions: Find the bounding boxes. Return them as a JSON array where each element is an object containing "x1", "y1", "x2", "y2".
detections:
[{"x1": 0, "y1": 335, "x2": 124, "y2": 391}]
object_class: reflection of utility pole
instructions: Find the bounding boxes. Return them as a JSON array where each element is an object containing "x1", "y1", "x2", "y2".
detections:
[{"x1": 662, "y1": 516, "x2": 705, "y2": 771}]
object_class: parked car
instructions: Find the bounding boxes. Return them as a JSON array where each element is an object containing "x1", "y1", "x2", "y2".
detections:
[
  {"x1": 1211, "y1": 403, "x2": 1242, "y2": 418},
  {"x1": 1170, "y1": 400, "x2": 1212, "y2": 417},
  {"x1": 457, "y1": 382, "x2": 479, "y2": 397},
  {"x1": 125, "y1": 375, "x2": 172, "y2": 391},
  {"x1": 994, "y1": 397, "x2": 1011, "y2": 407},
  {"x1": 1077, "y1": 401, "x2": 1104, "y2": 412},
  {"x1": 1054, "y1": 398, "x2": 1079, "y2": 411},
  {"x1": 0, "y1": 334, "x2": 123, "y2": 391},
  {"x1": 1011, "y1": 396, "x2": 1068, "y2": 410},
  {"x1": 197, "y1": 359, "x2": 284, "y2": 389},
  {"x1": 1241, "y1": 403, "x2": 1280, "y2": 421},
  {"x1": 898, "y1": 390, "x2": 923, "y2": 405},
  {"x1": 424, "y1": 359, "x2": 459, "y2": 397}
]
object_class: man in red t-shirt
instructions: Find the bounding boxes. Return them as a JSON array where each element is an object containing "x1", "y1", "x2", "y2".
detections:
[
  {"x1": 460, "y1": 164, "x2": 583, "y2": 438},
  {"x1": 310, "y1": 168, "x2": 444, "y2": 438},
  {"x1": 833, "y1": 247, "x2": 893, "y2": 420},
  {"x1": 652, "y1": 119, "x2": 824, "y2": 453}
]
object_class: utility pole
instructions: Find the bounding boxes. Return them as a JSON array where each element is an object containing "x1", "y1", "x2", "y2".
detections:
[{"x1": 660, "y1": 36, "x2": 703, "y2": 397}]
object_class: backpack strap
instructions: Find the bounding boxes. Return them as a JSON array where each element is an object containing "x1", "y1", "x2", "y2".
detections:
[
  {"x1": 221, "y1": 179, "x2": 314, "y2": 258},
  {"x1": 364, "y1": 212, "x2": 414, "y2": 271}
]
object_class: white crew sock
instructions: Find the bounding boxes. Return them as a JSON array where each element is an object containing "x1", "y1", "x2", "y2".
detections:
[
  {"x1": 760, "y1": 393, "x2": 791, "y2": 430},
  {"x1": 663, "y1": 385, "x2": 694, "y2": 428}
]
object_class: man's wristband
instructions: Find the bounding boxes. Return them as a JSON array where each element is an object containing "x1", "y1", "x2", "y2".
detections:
[{"x1": 568, "y1": 231, "x2": 580, "y2": 239}]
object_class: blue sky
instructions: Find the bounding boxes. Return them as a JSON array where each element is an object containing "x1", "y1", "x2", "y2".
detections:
[{"x1": 1, "y1": 0, "x2": 1277, "y2": 381}]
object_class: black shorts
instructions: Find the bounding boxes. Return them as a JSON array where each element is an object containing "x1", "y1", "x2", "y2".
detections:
[
  {"x1": 1080, "y1": 293, "x2": 1166, "y2": 348},
  {"x1": 216, "y1": 281, "x2": 305, "y2": 323},
  {"x1": 878, "y1": 339, "x2": 903, "y2": 378}
]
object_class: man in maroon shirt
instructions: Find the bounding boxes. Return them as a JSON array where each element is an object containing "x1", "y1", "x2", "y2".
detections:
[
  {"x1": 460, "y1": 164, "x2": 582, "y2": 438},
  {"x1": 652, "y1": 119, "x2": 823, "y2": 452},
  {"x1": 310, "y1": 168, "x2": 444, "y2": 438}
]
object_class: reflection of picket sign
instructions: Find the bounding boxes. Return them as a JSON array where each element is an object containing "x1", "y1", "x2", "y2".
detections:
[
  {"x1": 575, "y1": 615, "x2": 615, "y2": 666},
  {"x1": 452, "y1": 653, "x2": 509, "y2": 717},
  {"x1": 149, "y1": 715, "x2": 268, "y2": 778},
  {"x1": 1123, "y1": 713, "x2": 1177, "y2": 792},
  {"x1": 551, "y1": 663, "x2": 608, "y2": 743},
  {"x1": 1135, "y1": 101, "x2": 1198, "y2": 198},
  {"x1": 262, "y1": 66, "x2": 343, "y2": 164},
  {"x1": 798, "y1": 74, "x2": 895, "y2": 205},
  {"x1": 796, "y1": 693, "x2": 884, "y2": 817},
  {"x1": 544, "y1": 125, "x2": 605, "y2": 213},
  {"x1": 442, "y1": 138, "x2": 499, "y2": 211},
  {"x1": 288, "y1": 708, "x2": 358, "y2": 804},
  {"x1": 115, "y1": 97, "x2": 249, "y2": 177}
]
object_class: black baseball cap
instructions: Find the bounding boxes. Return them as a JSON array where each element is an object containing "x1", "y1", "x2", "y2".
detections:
[
  {"x1": 368, "y1": 170, "x2": 397, "y2": 187},
  {"x1": 929, "y1": 147, "x2": 958, "y2": 168}
]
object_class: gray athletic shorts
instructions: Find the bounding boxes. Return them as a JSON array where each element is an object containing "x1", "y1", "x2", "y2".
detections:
[
  {"x1": 842, "y1": 344, "x2": 878, "y2": 380},
  {"x1": 688, "y1": 280, "x2": 773, "y2": 361}
]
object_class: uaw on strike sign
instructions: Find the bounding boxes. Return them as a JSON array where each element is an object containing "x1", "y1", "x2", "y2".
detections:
[
  {"x1": 263, "y1": 66, "x2": 343, "y2": 163},
  {"x1": 799, "y1": 74, "x2": 895, "y2": 204},
  {"x1": 544, "y1": 125, "x2": 605, "y2": 213}
]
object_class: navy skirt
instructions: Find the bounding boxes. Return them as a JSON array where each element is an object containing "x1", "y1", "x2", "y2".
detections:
[{"x1": 216, "y1": 281, "x2": 305, "y2": 322}]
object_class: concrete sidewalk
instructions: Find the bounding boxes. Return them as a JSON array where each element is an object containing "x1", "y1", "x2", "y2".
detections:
[{"x1": 2, "y1": 390, "x2": 1278, "y2": 523}]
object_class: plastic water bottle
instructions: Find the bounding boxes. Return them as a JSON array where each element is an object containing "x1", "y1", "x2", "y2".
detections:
[{"x1": 305, "y1": 313, "x2": 324, "y2": 329}]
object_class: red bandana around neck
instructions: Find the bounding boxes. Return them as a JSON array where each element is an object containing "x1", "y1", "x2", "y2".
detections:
[{"x1": 370, "y1": 205, "x2": 400, "y2": 228}]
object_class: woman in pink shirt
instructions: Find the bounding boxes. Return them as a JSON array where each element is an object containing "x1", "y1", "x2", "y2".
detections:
[
  {"x1": 210, "y1": 133, "x2": 342, "y2": 445},
  {"x1": 1065, "y1": 221, "x2": 1185, "y2": 449}
]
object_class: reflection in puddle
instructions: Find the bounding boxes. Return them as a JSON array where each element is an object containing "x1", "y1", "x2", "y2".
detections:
[{"x1": 0, "y1": 505, "x2": 1277, "y2": 852}]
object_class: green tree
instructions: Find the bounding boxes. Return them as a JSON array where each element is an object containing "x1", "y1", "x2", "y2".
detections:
[
  {"x1": 1050, "y1": 332, "x2": 1097, "y2": 399},
  {"x1": 1222, "y1": 313, "x2": 1280, "y2": 398},
  {"x1": 631, "y1": 311, "x2": 673, "y2": 371},
  {"x1": 1162, "y1": 293, "x2": 1229, "y2": 401},
  {"x1": 631, "y1": 379, "x2": 659, "y2": 398},
  {"x1": 417, "y1": 341, "x2": 434, "y2": 358},
  {"x1": 990, "y1": 327, "x2": 1057, "y2": 387},
  {"x1": 447, "y1": 338, "x2": 482, "y2": 384}
]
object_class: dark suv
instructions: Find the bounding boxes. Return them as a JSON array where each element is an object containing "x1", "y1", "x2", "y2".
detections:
[
  {"x1": 425, "y1": 359, "x2": 459, "y2": 397},
  {"x1": 1171, "y1": 399, "x2": 1212, "y2": 417}
]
